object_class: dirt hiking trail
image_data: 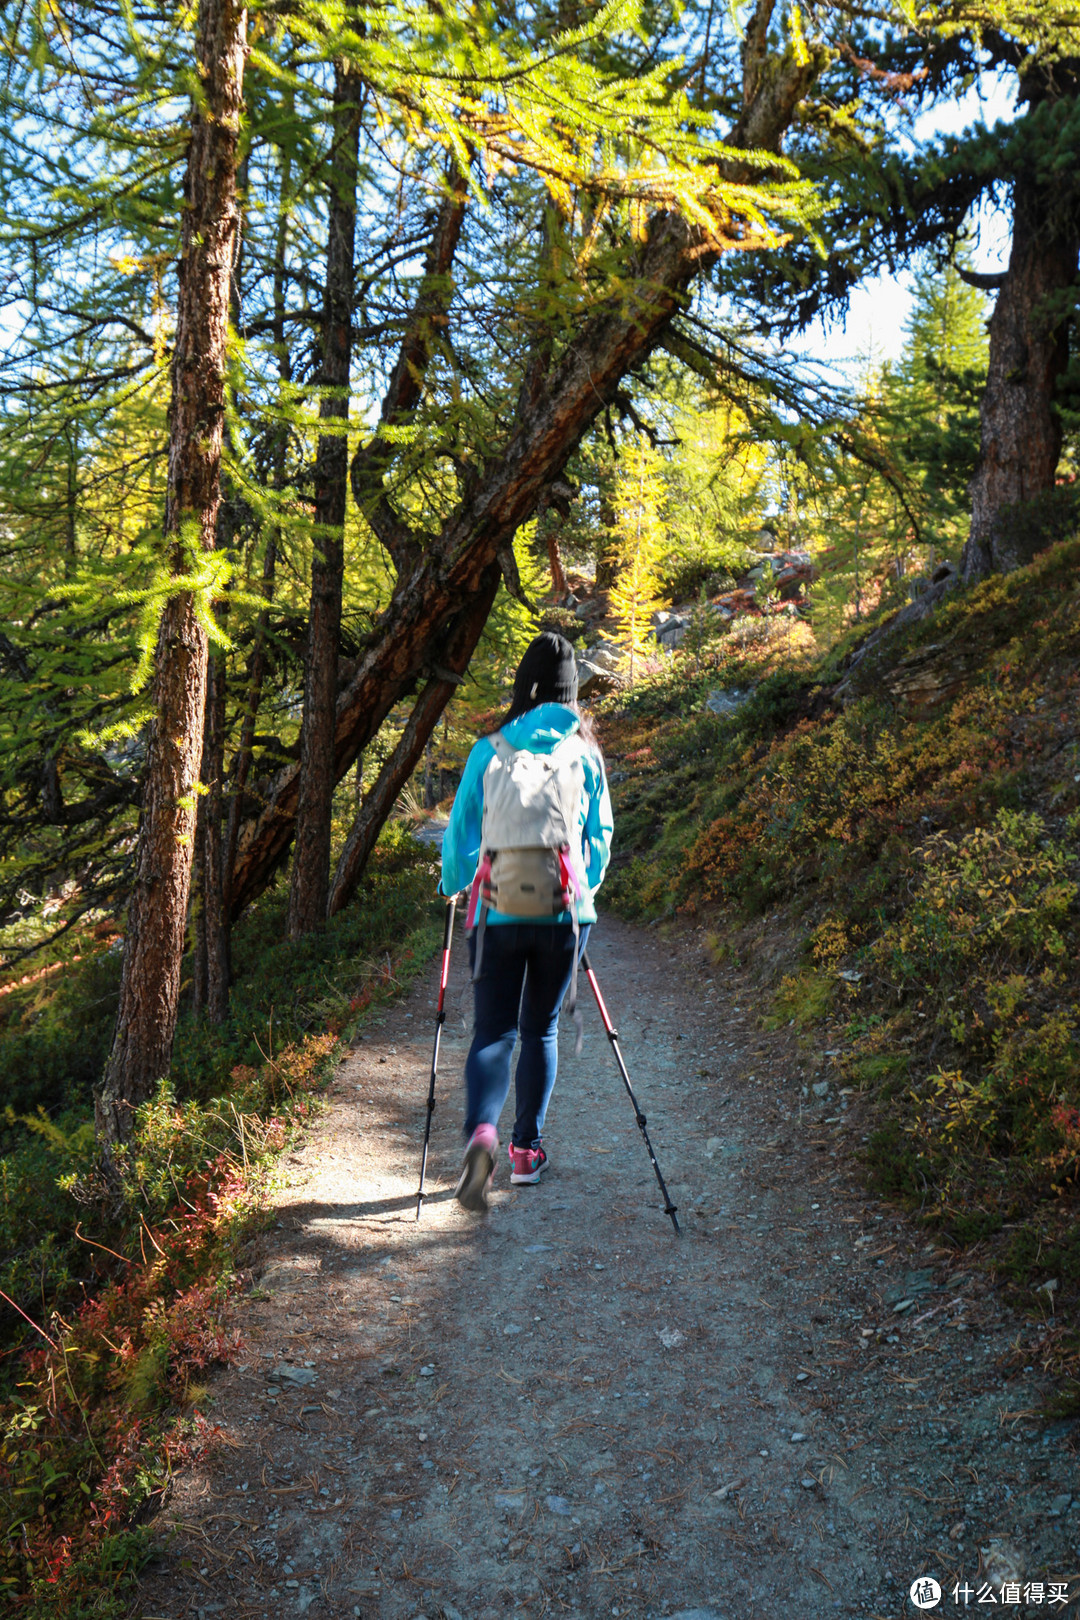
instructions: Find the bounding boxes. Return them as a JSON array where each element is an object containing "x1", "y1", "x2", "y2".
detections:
[{"x1": 139, "y1": 916, "x2": 1079, "y2": 1620}]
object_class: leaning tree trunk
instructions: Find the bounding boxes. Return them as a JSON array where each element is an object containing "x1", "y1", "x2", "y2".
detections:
[
  {"x1": 327, "y1": 569, "x2": 501, "y2": 917},
  {"x1": 228, "y1": 216, "x2": 701, "y2": 919},
  {"x1": 96, "y1": 0, "x2": 246, "y2": 1149},
  {"x1": 287, "y1": 63, "x2": 363, "y2": 938},
  {"x1": 962, "y1": 164, "x2": 1080, "y2": 580},
  {"x1": 227, "y1": 1, "x2": 824, "y2": 920}
]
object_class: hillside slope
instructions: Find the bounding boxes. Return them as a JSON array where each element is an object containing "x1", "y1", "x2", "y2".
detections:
[{"x1": 601, "y1": 538, "x2": 1080, "y2": 1389}]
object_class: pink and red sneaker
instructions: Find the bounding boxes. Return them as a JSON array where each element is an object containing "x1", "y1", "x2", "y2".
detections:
[
  {"x1": 509, "y1": 1142, "x2": 549, "y2": 1185},
  {"x1": 456, "y1": 1124, "x2": 498, "y2": 1212}
]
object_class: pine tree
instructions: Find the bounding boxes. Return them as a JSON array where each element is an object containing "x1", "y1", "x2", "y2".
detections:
[
  {"x1": 610, "y1": 438, "x2": 666, "y2": 684},
  {"x1": 882, "y1": 256, "x2": 989, "y2": 556}
]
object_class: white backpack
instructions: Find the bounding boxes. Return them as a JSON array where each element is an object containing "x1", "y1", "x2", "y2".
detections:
[{"x1": 466, "y1": 731, "x2": 589, "y2": 994}]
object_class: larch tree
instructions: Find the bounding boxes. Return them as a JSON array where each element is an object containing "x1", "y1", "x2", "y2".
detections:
[
  {"x1": 610, "y1": 437, "x2": 666, "y2": 682},
  {"x1": 96, "y1": 0, "x2": 247, "y2": 1148},
  {"x1": 698, "y1": 0, "x2": 1080, "y2": 583},
  {"x1": 287, "y1": 56, "x2": 365, "y2": 939},
  {"x1": 1, "y1": 0, "x2": 884, "y2": 1091}
]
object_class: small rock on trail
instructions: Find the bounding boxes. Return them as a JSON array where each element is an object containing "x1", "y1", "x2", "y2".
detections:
[{"x1": 138, "y1": 915, "x2": 1079, "y2": 1618}]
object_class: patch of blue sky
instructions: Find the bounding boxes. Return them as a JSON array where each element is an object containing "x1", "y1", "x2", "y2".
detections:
[{"x1": 797, "y1": 69, "x2": 1018, "y2": 375}]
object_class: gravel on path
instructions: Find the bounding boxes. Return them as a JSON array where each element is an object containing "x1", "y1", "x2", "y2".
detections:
[{"x1": 138, "y1": 915, "x2": 1080, "y2": 1620}]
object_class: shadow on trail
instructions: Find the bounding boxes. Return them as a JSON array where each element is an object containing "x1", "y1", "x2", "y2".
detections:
[{"x1": 283, "y1": 1188, "x2": 459, "y2": 1222}]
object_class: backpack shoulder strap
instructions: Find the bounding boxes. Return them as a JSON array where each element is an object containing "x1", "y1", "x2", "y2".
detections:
[
  {"x1": 552, "y1": 730, "x2": 588, "y2": 767},
  {"x1": 489, "y1": 731, "x2": 516, "y2": 764}
]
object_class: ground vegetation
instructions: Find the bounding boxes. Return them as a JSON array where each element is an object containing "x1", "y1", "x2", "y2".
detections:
[{"x1": 600, "y1": 535, "x2": 1080, "y2": 1390}]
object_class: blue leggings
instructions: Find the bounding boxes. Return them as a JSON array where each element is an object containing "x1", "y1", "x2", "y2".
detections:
[{"x1": 464, "y1": 922, "x2": 591, "y2": 1149}]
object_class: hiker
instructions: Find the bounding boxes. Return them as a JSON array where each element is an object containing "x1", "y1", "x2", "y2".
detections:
[{"x1": 440, "y1": 631, "x2": 613, "y2": 1212}]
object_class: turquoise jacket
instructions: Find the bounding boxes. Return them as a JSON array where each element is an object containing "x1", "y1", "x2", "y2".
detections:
[{"x1": 440, "y1": 703, "x2": 613, "y2": 925}]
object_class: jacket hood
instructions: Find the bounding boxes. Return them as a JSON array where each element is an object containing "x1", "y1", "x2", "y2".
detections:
[{"x1": 499, "y1": 703, "x2": 581, "y2": 753}]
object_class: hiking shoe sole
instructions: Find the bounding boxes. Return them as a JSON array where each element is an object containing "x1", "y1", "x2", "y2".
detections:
[{"x1": 455, "y1": 1139, "x2": 495, "y2": 1212}]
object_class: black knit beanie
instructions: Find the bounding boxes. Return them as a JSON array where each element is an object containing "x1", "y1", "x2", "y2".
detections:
[{"x1": 510, "y1": 632, "x2": 578, "y2": 711}]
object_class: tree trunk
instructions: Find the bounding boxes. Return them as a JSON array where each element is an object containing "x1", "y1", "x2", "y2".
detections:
[
  {"x1": 228, "y1": 3, "x2": 822, "y2": 920},
  {"x1": 287, "y1": 64, "x2": 364, "y2": 938},
  {"x1": 962, "y1": 141, "x2": 1080, "y2": 579},
  {"x1": 423, "y1": 738, "x2": 436, "y2": 810},
  {"x1": 229, "y1": 213, "x2": 716, "y2": 917},
  {"x1": 349, "y1": 169, "x2": 468, "y2": 568},
  {"x1": 191, "y1": 828, "x2": 208, "y2": 1014},
  {"x1": 224, "y1": 538, "x2": 276, "y2": 902},
  {"x1": 200, "y1": 636, "x2": 230, "y2": 1022},
  {"x1": 96, "y1": 0, "x2": 245, "y2": 1149},
  {"x1": 546, "y1": 527, "x2": 569, "y2": 597},
  {"x1": 64, "y1": 424, "x2": 79, "y2": 579},
  {"x1": 596, "y1": 495, "x2": 619, "y2": 588},
  {"x1": 327, "y1": 569, "x2": 500, "y2": 917},
  {"x1": 225, "y1": 138, "x2": 291, "y2": 902}
]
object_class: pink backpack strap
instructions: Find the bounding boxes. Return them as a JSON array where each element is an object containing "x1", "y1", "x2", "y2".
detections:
[{"x1": 465, "y1": 855, "x2": 491, "y2": 930}]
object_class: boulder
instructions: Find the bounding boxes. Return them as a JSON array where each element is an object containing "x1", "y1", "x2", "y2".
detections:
[
  {"x1": 714, "y1": 587, "x2": 759, "y2": 618},
  {"x1": 584, "y1": 643, "x2": 623, "y2": 673},
  {"x1": 654, "y1": 614, "x2": 689, "y2": 649},
  {"x1": 576, "y1": 659, "x2": 617, "y2": 699},
  {"x1": 705, "y1": 688, "x2": 749, "y2": 718}
]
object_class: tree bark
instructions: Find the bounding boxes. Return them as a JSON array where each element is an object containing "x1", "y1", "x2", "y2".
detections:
[
  {"x1": 962, "y1": 100, "x2": 1080, "y2": 579},
  {"x1": 199, "y1": 635, "x2": 230, "y2": 1021},
  {"x1": 546, "y1": 527, "x2": 569, "y2": 597},
  {"x1": 228, "y1": 2, "x2": 823, "y2": 920},
  {"x1": 97, "y1": 0, "x2": 246, "y2": 1148},
  {"x1": 288, "y1": 63, "x2": 364, "y2": 937},
  {"x1": 224, "y1": 537, "x2": 276, "y2": 902},
  {"x1": 225, "y1": 136, "x2": 291, "y2": 902},
  {"x1": 327, "y1": 568, "x2": 500, "y2": 917}
]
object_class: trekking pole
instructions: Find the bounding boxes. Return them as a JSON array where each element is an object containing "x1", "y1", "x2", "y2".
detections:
[
  {"x1": 416, "y1": 896, "x2": 457, "y2": 1221},
  {"x1": 581, "y1": 952, "x2": 680, "y2": 1236}
]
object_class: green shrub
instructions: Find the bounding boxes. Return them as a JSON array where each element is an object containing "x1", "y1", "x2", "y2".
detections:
[
  {"x1": 765, "y1": 970, "x2": 836, "y2": 1030},
  {"x1": 0, "y1": 946, "x2": 122, "y2": 1129},
  {"x1": 873, "y1": 810, "x2": 1075, "y2": 990}
]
